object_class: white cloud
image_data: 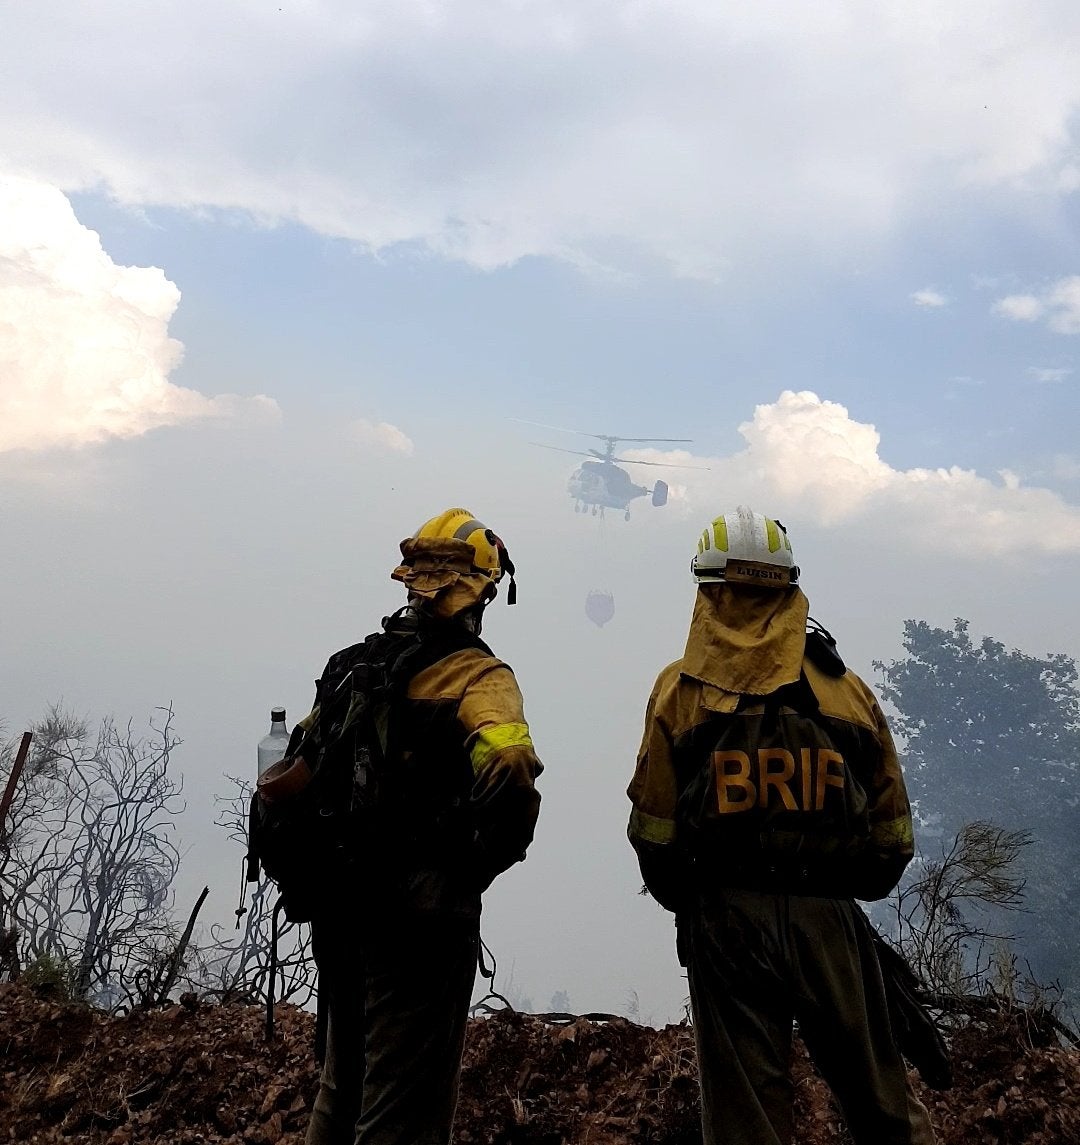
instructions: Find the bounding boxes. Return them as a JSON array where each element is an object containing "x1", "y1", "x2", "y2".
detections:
[
  {"x1": 994, "y1": 276, "x2": 1080, "y2": 333},
  {"x1": 0, "y1": 175, "x2": 278, "y2": 453},
  {"x1": 1026, "y1": 366, "x2": 1073, "y2": 382},
  {"x1": 1045, "y1": 277, "x2": 1080, "y2": 334},
  {"x1": 347, "y1": 417, "x2": 414, "y2": 456},
  {"x1": 3, "y1": 4, "x2": 1080, "y2": 274},
  {"x1": 625, "y1": 390, "x2": 1080, "y2": 555},
  {"x1": 911, "y1": 288, "x2": 948, "y2": 308},
  {"x1": 994, "y1": 294, "x2": 1044, "y2": 322}
]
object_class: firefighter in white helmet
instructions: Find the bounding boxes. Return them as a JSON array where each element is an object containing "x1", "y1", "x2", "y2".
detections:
[{"x1": 627, "y1": 507, "x2": 937, "y2": 1145}]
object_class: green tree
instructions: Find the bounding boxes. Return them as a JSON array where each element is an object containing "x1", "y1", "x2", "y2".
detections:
[{"x1": 875, "y1": 619, "x2": 1080, "y2": 987}]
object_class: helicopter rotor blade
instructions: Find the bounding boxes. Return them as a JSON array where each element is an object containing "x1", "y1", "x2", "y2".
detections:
[
  {"x1": 511, "y1": 419, "x2": 694, "y2": 447},
  {"x1": 529, "y1": 442, "x2": 602, "y2": 459},
  {"x1": 529, "y1": 441, "x2": 709, "y2": 470},
  {"x1": 511, "y1": 418, "x2": 602, "y2": 439},
  {"x1": 608, "y1": 436, "x2": 694, "y2": 444},
  {"x1": 611, "y1": 454, "x2": 711, "y2": 471}
]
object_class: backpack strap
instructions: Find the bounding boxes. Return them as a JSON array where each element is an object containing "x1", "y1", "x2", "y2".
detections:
[
  {"x1": 265, "y1": 896, "x2": 285, "y2": 1042},
  {"x1": 374, "y1": 617, "x2": 491, "y2": 767}
]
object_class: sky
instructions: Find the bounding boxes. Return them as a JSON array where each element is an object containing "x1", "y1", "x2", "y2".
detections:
[{"x1": 2, "y1": 0, "x2": 1080, "y2": 1024}]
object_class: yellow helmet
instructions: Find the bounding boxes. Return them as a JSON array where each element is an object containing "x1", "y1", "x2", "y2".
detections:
[{"x1": 412, "y1": 508, "x2": 517, "y2": 602}]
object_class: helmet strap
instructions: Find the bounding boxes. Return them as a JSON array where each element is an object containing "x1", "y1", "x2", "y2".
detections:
[{"x1": 489, "y1": 531, "x2": 518, "y2": 605}]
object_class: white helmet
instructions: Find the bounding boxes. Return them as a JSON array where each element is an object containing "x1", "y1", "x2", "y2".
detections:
[{"x1": 691, "y1": 506, "x2": 799, "y2": 588}]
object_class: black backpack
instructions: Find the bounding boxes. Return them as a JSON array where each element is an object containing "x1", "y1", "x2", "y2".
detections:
[
  {"x1": 675, "y1": 628, "x2": 873, "y2": 885},
  {"x1": 245, "y1": 608, "x2": 488, "y2": 925}
]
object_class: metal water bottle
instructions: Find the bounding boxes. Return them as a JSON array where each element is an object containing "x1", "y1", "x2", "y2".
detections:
[{"x1": 257, "y1": 707, "x2": 290, "y2": 777}]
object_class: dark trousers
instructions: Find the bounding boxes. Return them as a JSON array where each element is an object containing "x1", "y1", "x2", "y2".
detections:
[
  {"x1": 685, "y1": 889, "x2": 936, "y2": 1145},
  {"x1": 305, "y1": 915, "x2": 479, "y2": 1145}
]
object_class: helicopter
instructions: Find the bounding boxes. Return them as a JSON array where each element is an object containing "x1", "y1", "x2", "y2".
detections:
[{"x1": 520, "y1": 422, "x2": 703, "y2": 520}]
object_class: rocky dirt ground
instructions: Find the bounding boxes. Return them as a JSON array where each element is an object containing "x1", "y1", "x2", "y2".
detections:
[{"x1": 2, "y1": 980, "x2": 1079, "y2": 1144}]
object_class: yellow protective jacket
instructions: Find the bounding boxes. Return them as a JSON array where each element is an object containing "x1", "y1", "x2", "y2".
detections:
[
  {"x1": 403, "y1": 641, "x2": 543, "y2": 891},
  {"x1": 293, "y1": 632, "x2": 542, "y2": 920},
  {"x1": 627, "y1": 586, "x2": 914, "y2": 909}
]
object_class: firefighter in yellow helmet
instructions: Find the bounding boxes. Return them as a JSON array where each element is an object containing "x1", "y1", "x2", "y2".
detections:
[
  {"x1": 304, "y1": 508, "x2": 541, "y2": 1145},
  {"x1": 627, "y1": 507, "x2": 937, "y2": 1145},
  {"x1": 395, "y1": 506, "x2": 518, "y2": 619}
]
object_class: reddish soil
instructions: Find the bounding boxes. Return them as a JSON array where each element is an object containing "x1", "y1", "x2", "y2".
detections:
[{"x1": 1, "y1": 981, "x2": 1078, "y2": 1144}]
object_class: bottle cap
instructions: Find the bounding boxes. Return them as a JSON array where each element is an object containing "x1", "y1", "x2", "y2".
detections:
[{"x1": 270, "y1": 707, "x2": 286, "y2": 721}]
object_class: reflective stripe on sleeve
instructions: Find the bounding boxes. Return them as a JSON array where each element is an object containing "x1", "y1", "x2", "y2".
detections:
[
  {"x1": 870, "y1": 816, "x2": 915, "y2": 848},
  {"x1": 469, "y1": 722, "x2": 534, "y2": 774},
  {"x1": 629, "y1": 807, "x2": 677, "y2": 846}
]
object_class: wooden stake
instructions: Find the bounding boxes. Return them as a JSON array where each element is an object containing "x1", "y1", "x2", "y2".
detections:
[{"x1": 0, "y1": 732, "x2": 32, "y2": 848}]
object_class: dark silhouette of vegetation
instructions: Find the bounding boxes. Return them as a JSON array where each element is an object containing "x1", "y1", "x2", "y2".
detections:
[
  {"x1": 0, "y1": 707, "x2": 194, "y2": 1010},
  {"x1": 875, "y1": 618, "x2": 1080, "y2": 989},
  {"x1": 890, "y1": 821, "x2": 1030, "y2": 998},
  {"x1": 196, "y1": 776, "x2": 315, "y2": 1009}
]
